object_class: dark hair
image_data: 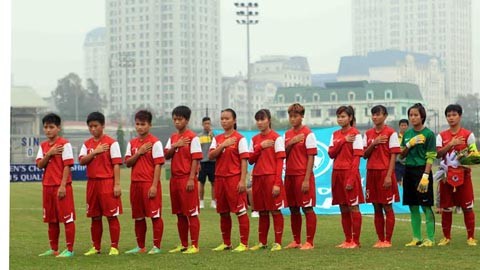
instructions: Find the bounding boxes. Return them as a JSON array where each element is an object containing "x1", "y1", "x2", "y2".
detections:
[
  {"x1": 202, "y1": 116, "x2": 211, "y2": 123},
  {"x1": 86, "y1": 111, "x2": 105, "y2": 125},
  {"x1": 336, "y1": 105, "x2": 356, "y2": 127},
  {"x1": 172, "y1": 105, "x2": 191, "y2": 121},
  {"x1": 135, "y1": 110, "x2": 153, "y2": 124},
  {"x1": 407, "y1": 103, "x2": 427, "y2": 124},
  {"x1": 221, "y1": 108, "x2": 237, "y2": 130},
  {"x1": 288, "y1": 103, "x2": 305, "y2": 116},
  {"x1": 254, "y1": 109, "x2": 272, "y2": 128},
  {"x1": 399, "y1": 119, "x2": 409, "y2": 126},
  {"x1": 42, "y1": 113, "x2": 61, "y2": 126},
  {"x1": 371, "y1": 105, "x2": 388, "y2": 116},
  {"x1": 444, "y1": 104, "x2": 463, "y2": 117}
]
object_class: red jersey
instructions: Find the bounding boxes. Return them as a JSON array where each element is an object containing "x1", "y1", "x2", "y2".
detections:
[
  {"x1": 209, "y1": 130, "x2": 249, "y2": 177},
  {"x1": 328, "y1": 127, "x2": 363, "y2": 170},
  {"x1": 165, "y1": 129, "x2": 203, "y2": 177},
  {"x1": 79, "y1": 135, "x2": 123, "y2": 179},
  {"x1": 249, "y1": 130, "x2": 286, "y2": 176},
  {"x1": 284, "y1": 125, "x2": 318, "y2": 176},
  {"x1": 436, "y1": 128, "x2": 476, "y2": 161},
  {"x1": 125, "y1": 133, "x2": 165, "y2": 182},
  {"x1": 363, "y1": 125, "x2": 401, "y2": 170},
  {"x1": 36, "y1": 137, "x2": 74, "y2": 186}
]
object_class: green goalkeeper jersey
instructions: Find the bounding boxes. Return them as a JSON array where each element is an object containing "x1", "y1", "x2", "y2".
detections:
[{"x1": 401, "y1": 127, "x2": 436, "y2": 166}]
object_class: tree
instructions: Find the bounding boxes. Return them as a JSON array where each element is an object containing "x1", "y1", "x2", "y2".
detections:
[
  {"x1": 455, "y1": 94, "x2": 480, "y2": 136},
  {"x1": 51, "y1": 73, "x2": 85, "y2": 121},
  {"x1": 84, "y1": 78, "x2": 103, "y2": 114},
  {"x1": 51, "y1": 73, "x2": 103, "y2": 121}
]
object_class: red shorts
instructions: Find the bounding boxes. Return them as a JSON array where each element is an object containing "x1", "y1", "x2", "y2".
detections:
[
  {"x1": 215, "y1": 175, "x2": 248, "y2": 214},
  {"x1": 42, "y1": 184, "x2": 76, "y2": 223},
  {"x1": 86, "y1": 178, "x2": 123, "y2": 217},
  {"x1": 365, "y1": 170, "x2": 399, "y2": 204},
  {"x1": 439, "y1": 168, "x2": 474, "y2": 209},
  {"x1": 251, "y1": 174, "x2": 286, "y2": 211},
  {"x1": 130, "y1": 181, "x2": 162, "y2": 219},
  {"x1": 331, "y1": 170, "x2": 365, "y2": 206},
  {"x1": 285, "y1": 174, "x2": 316, "y2": 208},
  {"x1": 170, "y1": 175, "x2": 200, "y2": 216}
]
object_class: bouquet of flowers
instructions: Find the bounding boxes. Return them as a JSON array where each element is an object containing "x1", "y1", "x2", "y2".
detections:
[{"x1": 456, "y1": 148, "x2": 480, "y2": 166}]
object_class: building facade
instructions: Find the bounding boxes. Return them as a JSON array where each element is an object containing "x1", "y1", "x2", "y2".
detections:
[
  {"x1": 337, "y1": 50, "x2": 446, "y2": 124},
  {"x1": 352, "y1": 0, "x2": 472, "y2": 101},
  {"x1": 250, "y1": 55, "x2": 312, "y2": 87},
  {"x1": 268, "y1": 81, "x2": 424, "y2": 128},
  {"x1": 222, "y1": 75, "x2": 278, "y2": 129},
  {"x1": 106, "y1": 0, "x2": 221, "y2": 127},
  {"x1": 83, "y1": 27, "x2": 108, "y2": 111},
  {"x1": 10, "y1": 86, "x2": 48, "y2": 163}
]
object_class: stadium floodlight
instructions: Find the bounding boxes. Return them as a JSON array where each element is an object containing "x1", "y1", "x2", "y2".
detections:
[{"x1": 234, "y1": 1, "x2": 259, "y2": 120}]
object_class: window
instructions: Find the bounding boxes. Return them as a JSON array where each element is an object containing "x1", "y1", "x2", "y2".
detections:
[
  {"x1": 402, "y1": 106, "x2": 407, "y2": 116},
  {"x1": 276, "y1": 111, "x2": 287, "y2": 119},
  {"x1": 313, "y1": 93, "x2": 320, "y2": 102},
  {"x1": 367, "y1": 90, "x2": 374, "y2": 100},
  {"x1": 348, "y1": 91, "x2": 355, "y2": 101},
  {"x1": 330, "y1": 92, "x2": 337, "y2": 102},
  {"x1": 278, "y1": 94, "x2": 285, "y2": 103},
  {"x1": 387, "y1": 107, "x2": 395, "y2": 115},
  {"x1": 385, "y1": 90, "x2": 392, "y2": 100},
  {"x1": 295, "y1": 94, "x2": 302, "y2": 102},
  {"x1": 311, "y1": 109, "x2": 321, "y2": 118},
  {"x1": 328, "y1": 108, "x2": 337, "y2": 117}
]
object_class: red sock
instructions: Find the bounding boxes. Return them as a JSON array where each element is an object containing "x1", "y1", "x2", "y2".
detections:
[
  {"x1": 91, "y1": 218, "x2": 103, "y2": 250},
  {"x1": 135, "y1": 219, "x2": 147, "y2": 249},
  {"x1": 290, "y1": 211, "x2": 302, "y2": 244},
  {"x1": 351, "y1": 211, "x2": 362, "y2": 245},
  {"x1": 341, "y1": 212, "x2": 352, "y2": 242},
  {"x1": 374, "y1": 210, "x2": 385, "y2": 241},
  {"x1": 237, "y1": 213, "x2": 250, "y2": 246},
  {"x1": 107, "y1": 217, "x2": 120, "y2": 249},
  {"x1": 305, "y1": 211, "x2": 317, "y2": 245},
  {"x1": 188, "y1": 215, "x2": 200, "y2": 248},
  {"x1": 272, "y1": 212, "x2": 284, "y2": 245},
  {"x1": 64, "y1": 222, "x2": 75, "y2": 252},
  {"x1": 463, "y1": 210, "x2": 476, "y2": 239},
  {"x1": 152, "y1": 217, "x2": 164, "y2": 248},
  {"x1": 220, "y1": 214, "x2": 232, "y2": 246},
  {"x1": 259, "y1": 212, "x2": 270, "y2": 245},
  {"x1": 48, "y1": 222, "x2": 60, "y2": 251},
  {"x1": 385, "y1": 208, "x2": 395, "y2": 242},
  {"x1": 442, "y1": 210, "x2": 453, "y2": 239},
  {"x1": 177, "y1": 215, "x2": 189, "y2": 247}
]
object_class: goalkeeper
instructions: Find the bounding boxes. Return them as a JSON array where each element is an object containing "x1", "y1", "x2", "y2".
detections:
[
  {"x1": 435, "y1": 104, "x2": 477, "y2": 246},
  {"x1": 399, "y1": 103, "x2": 437, "y2": 247}
]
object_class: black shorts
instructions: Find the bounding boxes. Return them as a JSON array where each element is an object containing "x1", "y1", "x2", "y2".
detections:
[
  {"x1": 395, "y1": 162, "x2": 406, "y2": 182},
  {"x1": 198, "y1": 162, "x2": 215, "y2": 184},
  {"x1": 403, "y1": 165, "x2": 433, "y2": 206}
]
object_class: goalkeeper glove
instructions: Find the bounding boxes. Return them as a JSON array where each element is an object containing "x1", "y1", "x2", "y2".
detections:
[
  {"x1": 417, "y1": 173, "x2": 429, "y2": 193},
  {"x1": 406, "y1": 134, "x2": 426, "y2": 148}
]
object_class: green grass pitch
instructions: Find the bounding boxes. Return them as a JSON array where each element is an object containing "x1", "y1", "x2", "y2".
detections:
[{"x1": 10, "y1": 167, "x2": 480, "y2": 270}]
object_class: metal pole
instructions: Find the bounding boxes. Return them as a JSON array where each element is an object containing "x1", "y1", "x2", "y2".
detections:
[{"x1": 246, "y1": 5, "x2": 251, "y2": 116}]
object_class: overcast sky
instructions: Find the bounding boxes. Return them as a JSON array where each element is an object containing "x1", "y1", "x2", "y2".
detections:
[{"x1": 11, "y1": 0, "x2": 480, "y2": 97}]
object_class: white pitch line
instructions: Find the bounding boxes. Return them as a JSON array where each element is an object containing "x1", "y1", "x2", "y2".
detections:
[{"x1": 364, "y1": 215, "x2": 480, "y2": 231}]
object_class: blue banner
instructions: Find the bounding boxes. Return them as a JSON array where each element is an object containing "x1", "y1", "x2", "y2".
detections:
[
  {"x1": 216, "y1": 127, "x2": 409, "y2": 214},
  {"x1": 10, "y1": 164, "x2": 87, "y2": 182}
]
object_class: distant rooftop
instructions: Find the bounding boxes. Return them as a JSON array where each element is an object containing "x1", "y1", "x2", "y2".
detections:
[
  {"x1": 338, "y1": 49, "x2": 440, "y2": 76},
  {"x1": 11, "y1": 86, "x2": 48, "y2": 108},
  {"x1": 84, "y1": 27, "x2": 106, "y2": 45},
  {"x1": 254, "y1": 55, "x2": 310, "y2": 71}
]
